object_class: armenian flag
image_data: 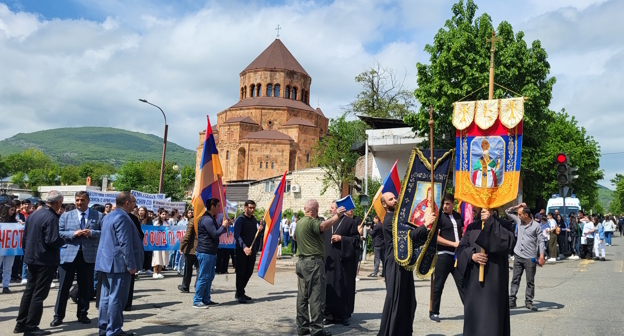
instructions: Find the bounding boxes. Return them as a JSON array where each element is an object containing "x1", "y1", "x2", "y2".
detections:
[
  {"x1": 257, "y1": 171, "x2": 287, "y2": 284},
  {"x1": 192, "y1": 116, "x2": 225, "y2": 234},
  {"x1": 372, "y1": 159, "x2": 401, "y2": 222},
  {"x1": 457, "y1": 200, "x2": 474, "y2": 234}
]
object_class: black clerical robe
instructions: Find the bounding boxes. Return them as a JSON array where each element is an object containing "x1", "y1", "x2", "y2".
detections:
[
  {"x1": 456, "y1": 217, "x2": 515, "y2": 336},
  {"x1": 323, "y1": 215, "x2": 360, "y2": 321},
  {"x1": 378, "y1": 211, "x2": 428, "y2": 336}
]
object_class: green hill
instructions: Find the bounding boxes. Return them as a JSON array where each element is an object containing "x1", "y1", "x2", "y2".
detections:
[
  {"x1": 0, "y1": 127, "x2": 196, "y2": 168},
  {"x1": 597, "y1": 184, "x2": 615, "y2": 211}
]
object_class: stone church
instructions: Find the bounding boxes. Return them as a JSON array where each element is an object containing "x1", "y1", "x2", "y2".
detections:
[{"x1": 197, "y1": 38, "x2": 329, "y2": 182}]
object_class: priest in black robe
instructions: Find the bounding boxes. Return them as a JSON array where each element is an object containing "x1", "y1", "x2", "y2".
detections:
[
  {"x1": 456, "y1": 209, "x2": 515, "y2": 336},
  {"x1": 323, "y1": 203, "x2": 360, "y2": 325},
  {"x1": 378, "y1": 192, "x2": 433, "y2": 336}
]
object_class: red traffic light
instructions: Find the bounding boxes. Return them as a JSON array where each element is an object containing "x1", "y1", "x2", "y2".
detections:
[{"x1": 556, "y1": 153, "x2": 567, "y2": 163}]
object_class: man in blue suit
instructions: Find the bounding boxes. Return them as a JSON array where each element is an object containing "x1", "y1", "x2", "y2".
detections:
[
  {"x1": 95, "y1": 191, "x2": 143, "y2": 336},
  {"x1": 52, "y1": 190, "x2": 102, "y2": 326}
]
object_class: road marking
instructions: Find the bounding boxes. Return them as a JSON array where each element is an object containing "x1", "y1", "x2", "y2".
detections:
[{"x1": 615, "y1": 260, "x2": 623, "y2": 273}]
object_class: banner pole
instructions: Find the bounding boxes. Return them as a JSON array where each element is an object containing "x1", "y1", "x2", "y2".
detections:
[
  {"x1": 428, "y1": 106, "x2": 435, "y2": 313},
  {"x1": 359, "y1": 187, "x2": 382, "y2": 229}
]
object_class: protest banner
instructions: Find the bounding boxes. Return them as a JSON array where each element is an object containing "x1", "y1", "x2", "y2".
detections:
[
  {"x1": 142, "y1": 225, "x2": 186, "y2": 251},
  {"x1": 131, "y1": 190, "x2": 166, "y2": 200},
  {"x1": 0, "y1": 223, "x2": 23, "y2": 256},
  {"x1": 87, "y1": 191, "x2": 118, "y2": 206},
  {"x1": 152, "y1": 199, "x2": 186, "y2": 213}
]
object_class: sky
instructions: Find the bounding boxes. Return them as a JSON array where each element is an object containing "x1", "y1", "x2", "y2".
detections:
[{"x1": 0, "y1": 0, "x2": 621, "y2": 187}]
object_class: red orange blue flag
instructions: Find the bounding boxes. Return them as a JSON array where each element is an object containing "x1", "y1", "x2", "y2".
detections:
[
  {"x1": 192, "y1": 116, "x2": 225, "y2": 234},
  {"x1": 372, "y1": 159, "x2": 401, "y2": 222},
  {"x1": 257, "y1": 171, "x2": 287, "y2": 284}
]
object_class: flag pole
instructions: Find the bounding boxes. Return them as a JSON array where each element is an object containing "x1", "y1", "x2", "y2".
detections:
[
  {"x1": 359, "y1": 187, "x2": 382, "y2": 229},
  {"x1": 428, "y1": 105, "x2": 436, "y2": 313},
  {"x1": 216, "y1": 177, "x2": 227, "y2": 220}
]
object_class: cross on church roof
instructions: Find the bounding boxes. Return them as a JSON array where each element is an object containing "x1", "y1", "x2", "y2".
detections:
[{"x1": 275, "y1": 25, "x2": 281, "y2": 38}]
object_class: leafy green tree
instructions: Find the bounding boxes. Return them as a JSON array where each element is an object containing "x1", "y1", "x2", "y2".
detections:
[
  {"x1": 593, "y1": 203, "x2": 605, "y2": 215},
  {"x1": 344, "y1": 61, "x2": 417, "y2": 119},
  {"x1": 353, "y1": 177, "x2": 382, "y2": 219},
  {"x1": 114, "y1": 160, "x2": 183, "y2": 200},
  {"x1": 78, "y1": 162, "x2": 116, "y2": 186},
  {"x1": 60, "y1": 165, "x2": 81, "y2": 185},
  {"x1": 11, "y1": 172, "x2": 26, "y2": 188},
  {"x1": 4, "y1": 148, "x2": 54, "y2": 175},
  {"x1": 534, "y1": 110, "x2": 603, "y2": 209},
  {"x1": 406, "y1": 0, "x2": 600, "y2": 208},
  {"x1": 180, "y1": 165, "x2": 196, "y2": 193},
  {"x1": 611, "y1": 174, "x2": 624, "y2": 215},
  {"x1": 313, "y1": 116, "x2": 367, "y2": 195}
]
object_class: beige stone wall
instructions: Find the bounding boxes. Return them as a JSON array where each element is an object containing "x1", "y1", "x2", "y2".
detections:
[
  {"x1": 355, "y1": 154, "x2": 375, "y2": 179},
  {"x1": 243, "y1": 141, "x2": 292, "y2": 181},
  {"x1": 247, "y1": 167, "x2": 340, "y2": 218}
]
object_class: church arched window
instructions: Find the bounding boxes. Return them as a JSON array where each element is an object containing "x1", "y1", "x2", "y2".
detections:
[
  {"x1": 285, "y1": 86, "x2": 291, "y2": 99},
  {"x1": 271, "y1": 162, "x2": 274, "y2": 169},
  {"x1": 259, "y1": 161, "x2": 262, "y2": 169},
  {"x1": 265, "y1": 162, "x2": 268, "y2": 169},
  {"x1": 266, "y1": 84, "x2": 273, "y2": 97},
  {"x1": 292, "y1": 87, "x2": 297, "y2": 100},
  {"x1": 226, "y1": 151, "x2": 229, "y2": 160},
  {"x1": 306, "y1": 153, "x2": 309, "y2": 163},
  {"x1": 274, "y1": 84, "x2": 280, "y2": 98},
  {"x1": 257, "y1": 84, "x2": 262, "y2": 97},
  {"x1": 250, "y1": 84, "x2": 255, "y2": 97}
]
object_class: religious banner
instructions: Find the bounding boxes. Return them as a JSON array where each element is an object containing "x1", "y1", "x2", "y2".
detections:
[
  {"x1": 453, "y1": 97, "x2": 524, "y2": 208},
  {"x1": 393, "y1": 148, "x2": 454, "y2": 278}
]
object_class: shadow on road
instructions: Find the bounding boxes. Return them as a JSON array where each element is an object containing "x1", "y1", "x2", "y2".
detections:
[
  {"x1": 510, "y1": 300, "x2": 564, "y2": 316},
  {"x1": 131, "y1": 301, "x2": 183, "y2": 311}
]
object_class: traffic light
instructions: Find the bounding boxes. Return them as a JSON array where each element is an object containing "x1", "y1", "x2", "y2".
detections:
[
  {"x1": 556, "y1": 153, "x2": 569, "y2": 185},
  {"x1": 353, "y1": 177, "x2": 363, "y2": 193},
  {"x1": 568, "y1": 166, "x2": 579, "y2": 185}
]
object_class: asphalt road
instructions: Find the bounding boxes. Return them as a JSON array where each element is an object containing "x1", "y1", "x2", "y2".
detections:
[{"x1": 1, "y1": 236, "x2": 622, "y2": 336}]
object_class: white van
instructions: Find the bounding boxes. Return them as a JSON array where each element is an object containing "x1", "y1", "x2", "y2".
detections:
[{"x1": 546, "y1": 196, "x2": 581, "y2": 217}]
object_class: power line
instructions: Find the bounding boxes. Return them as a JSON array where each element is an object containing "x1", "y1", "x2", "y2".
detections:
[{"x1": 601, "y1": 151, "x2": 624, "y2": 156}]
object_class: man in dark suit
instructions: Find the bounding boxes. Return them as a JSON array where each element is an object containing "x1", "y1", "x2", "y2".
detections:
[
  {"x1": 15, "y1": 191, "x2": 66, "y2": 336},
  {"x1": 95, "y1": 192, "x2": 143, "y2": 336},
  {"x1": 429, "y1": 193, "x2": 465, "y2": 322},
  {"x1": 51, "y1": 191, "x2": 102, "y2": 326}
]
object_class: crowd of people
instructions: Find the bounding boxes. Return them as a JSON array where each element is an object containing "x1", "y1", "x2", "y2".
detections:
[{"x1": 2, "y1": 189, "x2": 623, "y2": 336}]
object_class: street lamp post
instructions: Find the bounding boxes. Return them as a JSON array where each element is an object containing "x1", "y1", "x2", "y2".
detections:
[{"x1": 139, "y1": 99, "x2": 168, "y2": 194}]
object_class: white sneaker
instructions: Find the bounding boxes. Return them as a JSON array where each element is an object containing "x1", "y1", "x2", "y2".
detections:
[
  {"x1": 547, "y1": 258, "x2": 556, "y2": 262},
  {"x1": 153, "y1": 273, "x2": 164, "y2": 279},
  {"x1": 21, "y1": 279, "x2": 27, "y2": 285},
  {"x1": 50, "y1": 282, "x2": 56, "y2": 288}
]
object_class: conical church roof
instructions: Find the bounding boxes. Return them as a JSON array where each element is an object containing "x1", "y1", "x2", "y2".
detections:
[{"x1": 242, "y1": 39, "x2": 308, "y2": 76}]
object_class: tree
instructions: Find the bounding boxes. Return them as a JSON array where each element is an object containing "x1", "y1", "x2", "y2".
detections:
[
  {"x1": 180, "y1": 165, "x2": 196, "y2": 193},
  {"x1": 312, "y1": 116, "x2": 367, "y2": 195},
  {"x1": 78, "y1": 162, "x2": 116, "y2": 186},
  {"x1": 344, "y1": 61, "x2": 417, "y2": 119},
  {"x1": 538, "y1": 111, "x2": 603, "y2": 209},
  {"x1": 114, "y1": 160, "x2": 184, "y2": 201},
  {"x1": 405, "y1": 0, "x2": 601, "y2": 208},
  {"x1": 60, "y1": 165, "x2": 81, "y2": 185},
  {"x1": 612, "y1": 174, "x2": 624, "y2": 215},
  {"x1": 3, "y1": 148, "x2": 54, "y2": 174},
  {"x1": 593, "y1": 203, "x2": 605, "y2": 215}
]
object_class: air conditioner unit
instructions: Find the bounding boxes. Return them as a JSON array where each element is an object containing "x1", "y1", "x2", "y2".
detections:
[{"x1": 291, "y1": 185, "x2": 301, "y2": 193}]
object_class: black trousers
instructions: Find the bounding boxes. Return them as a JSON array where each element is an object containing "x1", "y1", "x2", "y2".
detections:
[
  {"x1": 54, "y1": 251, "x2": 94, "y2": 320},
  {"x1": 16, "y1": 264, "x2": 56, "y2": 329},
  {"x1": 11, "y1": 256, "x2": 23, "y2": 280},
  {"x1": 216, "y1": 248, "x2": 235, "y2": 274},
  {"x1": 235, "y1": 247, "x2": 257, "y2": 297},
  {"x1": 125, "y1": 275, "x2": 136, "y2": 310},
  {"x1": 181, "y1": 254, "x2": 198, "y2": 291},
  {"x1": 509, "y1": 254, "x2": 537, "y2": 304},
  {"x1": 291, "y1": 239, "x2": 298, "y2": 255},
  {"x1": 430, "y1": 253, "x2": 465, "y2": 315},
  {"x1": 142, "y1": 252, "x2": 152, "y2": 271}
]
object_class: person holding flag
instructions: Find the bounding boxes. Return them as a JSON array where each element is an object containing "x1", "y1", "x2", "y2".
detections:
[
  {"x1": 234, "y1": 200, "x2": 263, "y2": 304},
  {"x1": 294, "y1": 199, "x2": 346, "y2": 336}
]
